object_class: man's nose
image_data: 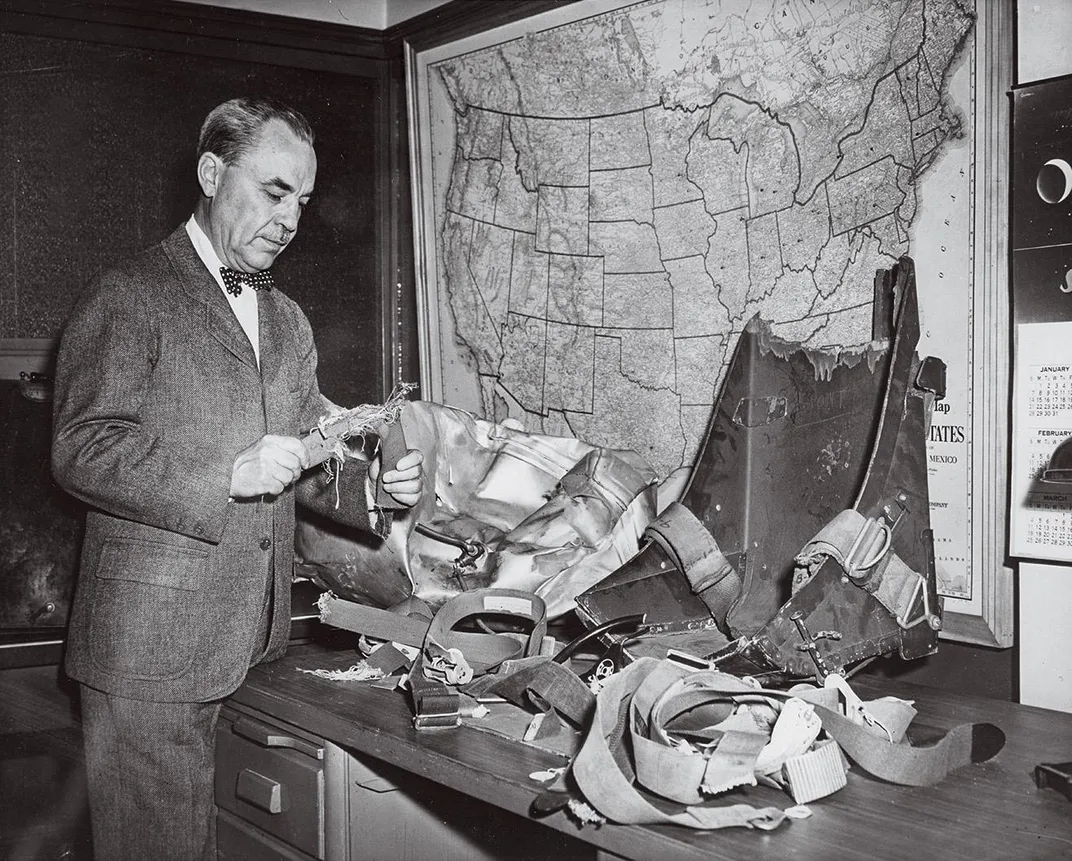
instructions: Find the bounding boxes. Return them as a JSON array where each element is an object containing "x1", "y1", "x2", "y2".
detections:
[{"x1": 278, "y1": 201, "x2": 301, "y2": 233}]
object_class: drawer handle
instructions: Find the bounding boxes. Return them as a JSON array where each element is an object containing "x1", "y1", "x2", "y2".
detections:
[
  {"x1": 236, "y1": 768, "x2": 285, "y2": 814},
  {"x1": 232, "y1": 717, "x2": 323, "y2": 760}
]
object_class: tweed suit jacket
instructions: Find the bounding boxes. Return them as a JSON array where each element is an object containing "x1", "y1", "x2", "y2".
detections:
[{"x1": 53, "y1": 225, "x2": 372, "y2": 702}]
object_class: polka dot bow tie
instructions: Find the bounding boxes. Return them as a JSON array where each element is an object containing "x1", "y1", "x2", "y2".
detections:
[{"x1": 219, "y1": 267, "x2": 274, "y2": 297}]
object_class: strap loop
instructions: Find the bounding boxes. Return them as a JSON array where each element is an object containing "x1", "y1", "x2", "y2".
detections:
[
  {"x1": 424, "y1": 588, "x2": 547, "y2": 675},
  {"x1": 793, "y1": 509, "x2": 932, "y2": 628},
  {"x1": 643, "y1": 501, "x2": 742, "y2": 631}
]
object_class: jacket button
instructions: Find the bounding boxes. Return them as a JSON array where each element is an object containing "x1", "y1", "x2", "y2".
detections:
[{"x1": 260, "y1": 537, "x2": 272, "y2": 551}]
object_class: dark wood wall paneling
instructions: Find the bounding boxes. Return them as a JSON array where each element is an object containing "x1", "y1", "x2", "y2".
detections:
[
  {"x1": 0, "y1": 0, "x2": 399, "y2": 652},
  {"x1": 0, "y1": 0, "x2": 391, "y2": 404}
]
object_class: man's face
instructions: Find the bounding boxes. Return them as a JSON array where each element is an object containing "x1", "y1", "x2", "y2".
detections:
[{"x1": 198, "y1": 118, "x2": 316, "y2": 272}]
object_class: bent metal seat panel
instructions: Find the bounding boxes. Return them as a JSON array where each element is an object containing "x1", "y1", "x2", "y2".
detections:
[{"x1": 576, "y1": 258, "x2": 943, "y2": 677}]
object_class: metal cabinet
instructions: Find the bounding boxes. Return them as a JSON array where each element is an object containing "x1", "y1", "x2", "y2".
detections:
[
  {"x1": 216, "y1": 704, "x2": 333, "y2": 861},
  {"x1": 215, "y1": 702, "x2": 526, "y2": 861}
]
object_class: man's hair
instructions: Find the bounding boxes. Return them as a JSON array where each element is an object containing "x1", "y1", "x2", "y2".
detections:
[{"x1": 197, "y1": 97, "x2": 315, "y2": 164}]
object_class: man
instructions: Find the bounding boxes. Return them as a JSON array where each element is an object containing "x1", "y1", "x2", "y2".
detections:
[{"x1": 51, "y1": 97, "x2": 423, "y2": 861}]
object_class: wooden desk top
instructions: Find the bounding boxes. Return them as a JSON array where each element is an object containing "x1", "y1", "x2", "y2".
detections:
[{"x1": 232, "y1": 639, "x2": 1072, "y2": 861}]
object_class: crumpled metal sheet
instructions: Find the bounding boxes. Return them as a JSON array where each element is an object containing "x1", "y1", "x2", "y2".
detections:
[
  {"x1": 295, "y1": 401, "x2": 660, "y2": 618},
  {"x1": 699, "y1": 318, "x2": 894, "y2": 639}
]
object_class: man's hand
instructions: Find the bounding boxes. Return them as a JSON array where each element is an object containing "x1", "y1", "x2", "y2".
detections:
[
  {"x1": 370, "y1": 448, "x2": 424, "y2": 508},
  {"x1": 230, "y1": 434, "x2": 311, "y2": 498}
]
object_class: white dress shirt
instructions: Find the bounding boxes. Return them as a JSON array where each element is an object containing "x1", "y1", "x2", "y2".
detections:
[{"x1": 185, "y1": 216, "x2": 261, "y2": 366}]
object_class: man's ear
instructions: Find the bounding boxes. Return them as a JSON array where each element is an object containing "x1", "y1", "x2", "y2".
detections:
[{"x1": 196, "y1": 152, "x2": 224, "y2": 198}]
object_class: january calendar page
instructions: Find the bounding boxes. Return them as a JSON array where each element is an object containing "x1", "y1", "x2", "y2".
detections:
[{"x1": 1011, "y1": 321, "x2": 1072, "y2": 560}]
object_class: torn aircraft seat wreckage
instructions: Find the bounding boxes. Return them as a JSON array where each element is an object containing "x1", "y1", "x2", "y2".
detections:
[{"x1": 576, "y1": 256, "x2": 947, "y2": 681}]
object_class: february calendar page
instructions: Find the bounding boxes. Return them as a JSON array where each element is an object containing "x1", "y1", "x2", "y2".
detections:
[{"x1": 1010, "y1": 321, "x2": 1072, "y2": 560}]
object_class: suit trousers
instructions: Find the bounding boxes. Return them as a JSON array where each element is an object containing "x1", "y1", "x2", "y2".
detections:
[
  {"x1": 80, "y1": 686, "x2": 222, "y2": 861},
  {"x1": 80, "y1": 570, "x2": 274, "y2": 861}
]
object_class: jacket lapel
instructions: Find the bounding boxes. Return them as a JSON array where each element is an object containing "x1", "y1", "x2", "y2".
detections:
[
  {"x1": 257, "y1": 289, "x2": 289, "y2": 389},
  {"x1": 162, "y1": 226, "x2": 259, "y2": 371}
]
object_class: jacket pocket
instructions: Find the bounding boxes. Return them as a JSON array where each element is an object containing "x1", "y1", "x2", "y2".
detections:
[{"x1": 89, "y1": 537, "x2": 207, "y2": 680}]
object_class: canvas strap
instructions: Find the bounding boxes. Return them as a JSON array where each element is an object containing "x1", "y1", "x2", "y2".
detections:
[
  {"x1": 795, "y1": 509, "x2": 934, "y2": 628},
  {"x1": 571, "y1": 658, "x2": 787, "y2": 830},
  {"x1": 319, "y1": 588, "x2": 550, "y2": 728},
  {"x1": 643, "y1": 501, "x2": 742, "y2": 631},
  {"x1": 318, "y1": 588, "x2": 546, "y2": 673},
  {"x1": 423, "y1": 588, "x2": 547, "y2": 674},
  {"x1": 570, "y1": 657, "x2": 1004, "y2": 828}
]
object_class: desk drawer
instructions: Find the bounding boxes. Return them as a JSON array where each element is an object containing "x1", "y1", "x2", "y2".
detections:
[
  {"x1": 218, "y1": 809, "x2": 318, "y2": 861},
  {"x1": 215, "y1": 714, "x2": 325, "y2": 859}
]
